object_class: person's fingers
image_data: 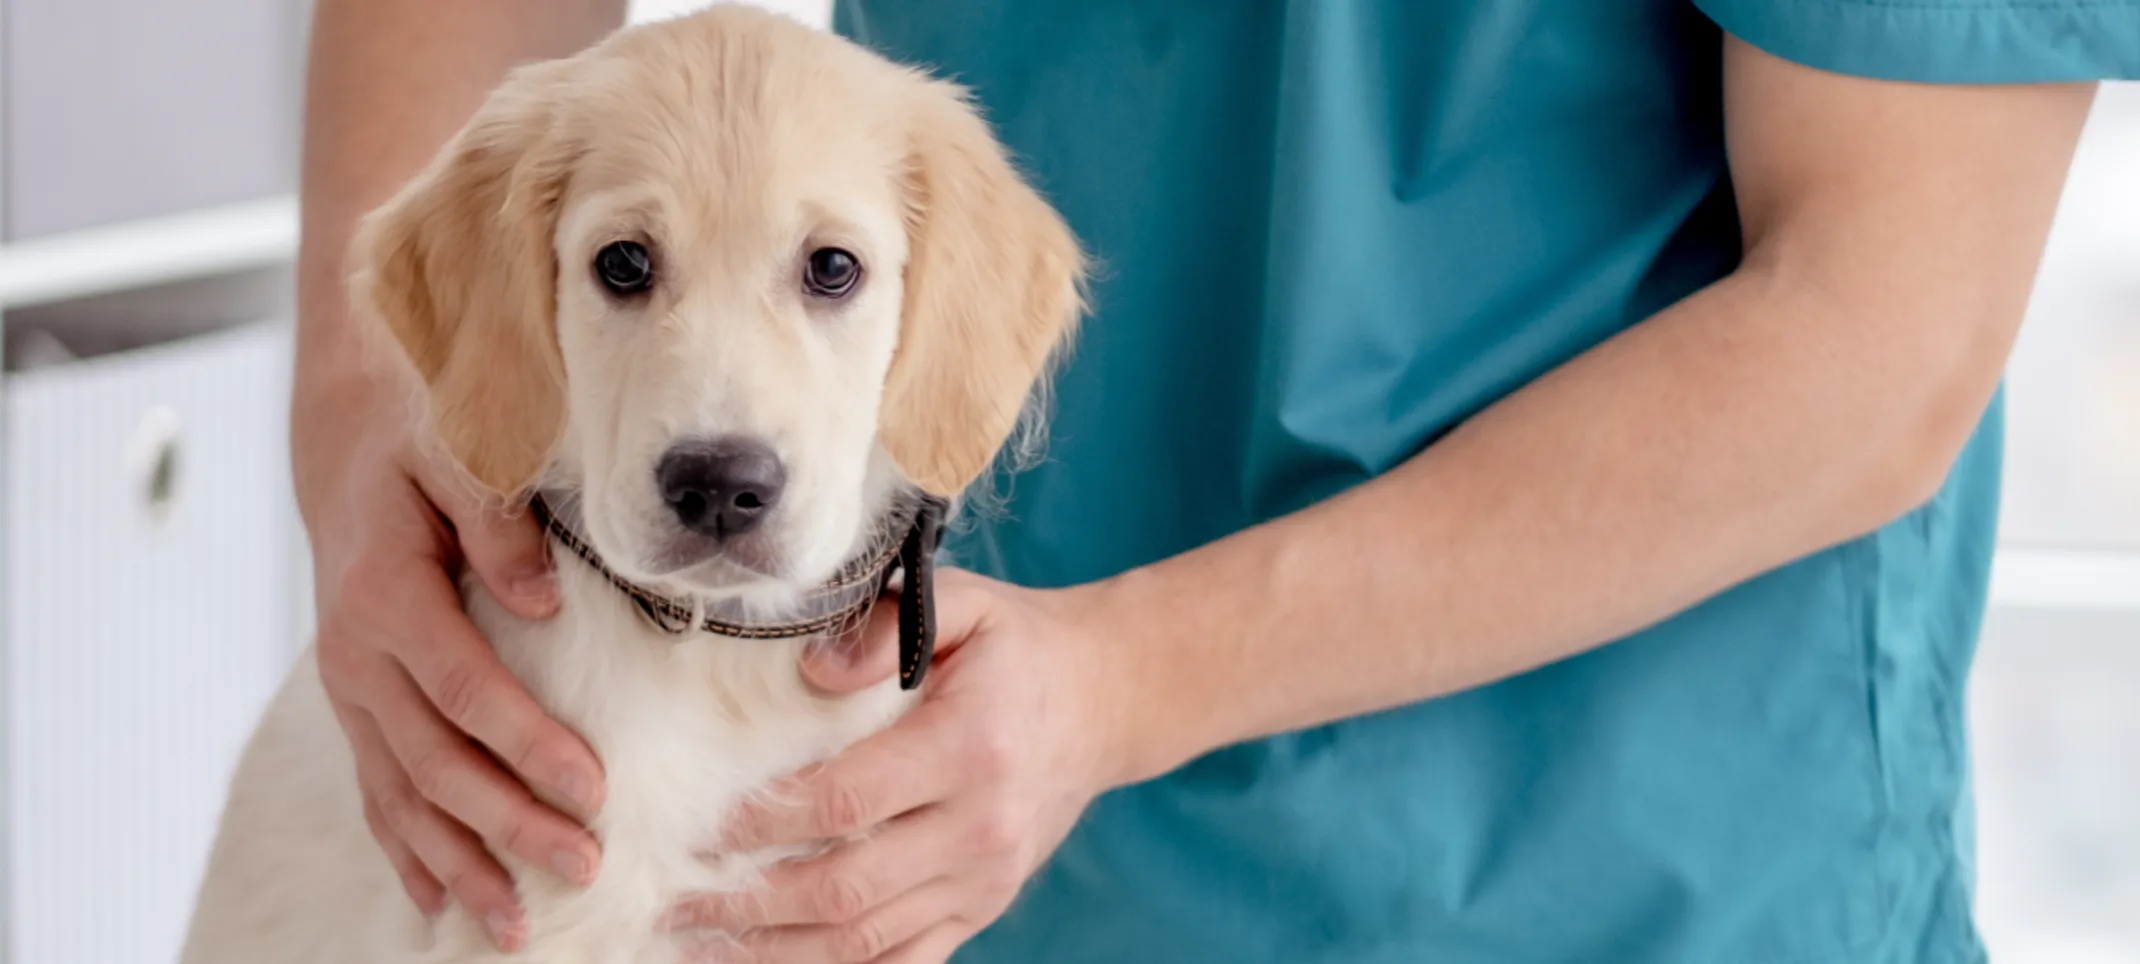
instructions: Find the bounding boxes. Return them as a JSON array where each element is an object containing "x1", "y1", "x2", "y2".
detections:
[
  {"x1": 667, "y1": 806, "x2": 957, "y2": 932},
  {"x1": 354, "y1": 738, "x2": 449, "y2": 919},
  {"x1": 367, "y1": 661, "x2": 601, "y2": 886},
  {"x1": 391, "y1": 560, "x2": 606, "y2": 817},
  {"x1": 729, "y1": 878, "x2": 969, "y2": 963},
  {"x1": 416, "y1": 469, "x2": 558, "y2": 620},
  {"x1": 351, "y1": 713, "x2": 528, "y2": 951},
  {"x1": 721, "y1": 704, "x2": 958, "y2": 852},
  {"x1": 323, "y1": 630, "x2": 455, "y2": 921},
  {"x1": 316, "y1": 475, "x2": 602, "y2": 820}
]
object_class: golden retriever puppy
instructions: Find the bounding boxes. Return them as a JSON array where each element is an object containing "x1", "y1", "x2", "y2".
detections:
[{"x1": 178, "y1": 6, "x2": 1084, "y2": 961}]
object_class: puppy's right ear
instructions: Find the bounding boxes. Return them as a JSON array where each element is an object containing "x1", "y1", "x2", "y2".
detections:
[{"x1": 349, "y1": 60, "x2": 581, "y2": 498}]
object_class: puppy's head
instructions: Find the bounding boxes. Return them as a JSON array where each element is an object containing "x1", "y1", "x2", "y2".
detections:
[{"x1": 352, "y1": 7, "x2": 1083, "y2": 601}]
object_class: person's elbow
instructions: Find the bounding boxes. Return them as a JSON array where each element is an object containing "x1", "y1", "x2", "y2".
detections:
[{"x1": 1836, "y1": 298, "x2": 2025, "y2": 534}]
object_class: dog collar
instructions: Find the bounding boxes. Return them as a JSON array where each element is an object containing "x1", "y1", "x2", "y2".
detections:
[{"x1": 527, "y1": 491, "x2": 948, "y2": 690}]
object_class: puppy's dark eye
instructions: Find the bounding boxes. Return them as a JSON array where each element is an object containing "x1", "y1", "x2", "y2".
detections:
[
  {"x1": 803, "y1": 247, "x2": 861, "y2": 299},
  {"x1": 594, "y1": 241, "x2": 654, "y2": 295}
]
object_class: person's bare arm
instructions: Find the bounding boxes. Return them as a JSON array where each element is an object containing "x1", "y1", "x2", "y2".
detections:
[
  {"x1": 295, "y1": 0, "x2": 624, "y2": 951},
  {"x1": 1098, "y1": 38, "x2": 2097, "y2": 782}
]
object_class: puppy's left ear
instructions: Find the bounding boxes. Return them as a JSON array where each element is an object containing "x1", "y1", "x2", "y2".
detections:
[{"x1": 880, "y1": 79, "x2": 1088, "y2": 497}]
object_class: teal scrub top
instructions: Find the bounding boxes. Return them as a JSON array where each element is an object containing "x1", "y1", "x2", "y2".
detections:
[{"x1": 833, "y1": 3, "x2": 2140, "y2": 962}]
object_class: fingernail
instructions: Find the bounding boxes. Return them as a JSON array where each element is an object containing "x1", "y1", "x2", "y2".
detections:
[
  {"x1": 551, "y1": 847, "x2": 592, "y2": 884},
  {"x1": 556, "y1": 769, "x2": 597, "y2": 814},
  {"x1": 485, "y1": 910, "x2": 524, "y2": 949},
  {"x1": 512, "y1": 570, "x2": 559, "y2": 609}
]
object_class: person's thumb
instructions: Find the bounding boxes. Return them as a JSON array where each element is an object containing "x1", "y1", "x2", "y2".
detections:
[
  {"x1": 432, "y1": 482, "x2": 558, "y2": 620},
  {"x1": 801, "y1": 593, "x2": 901, "y2": 695},
  {"x1": 802, "y1": 570, "x2": 994, "y2": 695}
]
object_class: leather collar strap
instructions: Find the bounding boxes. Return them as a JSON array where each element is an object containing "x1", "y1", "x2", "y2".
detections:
[{"x1": 527, "y1": 492, "x2": 948, "y2": 690}]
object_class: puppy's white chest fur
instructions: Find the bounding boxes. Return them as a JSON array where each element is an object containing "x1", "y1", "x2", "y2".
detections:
[
  {"x1": 179, "y1": 563, "x2": 912, "y2": 964},
  {"x1": 439, "y1": 563, "x2": 916, "y2": 962}
]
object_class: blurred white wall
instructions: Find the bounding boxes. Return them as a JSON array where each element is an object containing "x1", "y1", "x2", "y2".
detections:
[
  {"x1": 2002, "y1": 82, "x2": 2140, "y2": 552},
  {"x1": 628, "y1": 0, "x2": 829, "y2": 28}
]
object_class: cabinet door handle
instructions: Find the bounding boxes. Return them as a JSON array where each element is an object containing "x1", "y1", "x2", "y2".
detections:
[{"x1": 130, "y1": 405, "x2": 182, "y2": 525}]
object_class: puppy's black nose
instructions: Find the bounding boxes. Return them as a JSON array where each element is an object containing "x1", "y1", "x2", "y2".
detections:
[{"x1": 656, "y1": 437, "x2": 786, "y2": 539}]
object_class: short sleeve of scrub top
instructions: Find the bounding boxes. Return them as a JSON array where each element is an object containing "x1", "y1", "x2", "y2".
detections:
[{"x1": 830, "y1": 2, "x2": 2140, "y2": 963}]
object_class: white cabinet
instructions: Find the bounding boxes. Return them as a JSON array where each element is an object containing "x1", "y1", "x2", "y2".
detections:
[{"x1": 2, "y1": 320, "x2": 302, "y2": 964}]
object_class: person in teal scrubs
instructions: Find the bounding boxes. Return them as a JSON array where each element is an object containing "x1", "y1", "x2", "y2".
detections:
[{"x1": 297, "y1": 2, "x2": 2137, "y2": 962}]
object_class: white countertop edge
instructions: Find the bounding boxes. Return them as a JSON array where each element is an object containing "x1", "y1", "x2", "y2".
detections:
[{"x1": 0, "y1": 196, "x2": 298, "y2": 309}]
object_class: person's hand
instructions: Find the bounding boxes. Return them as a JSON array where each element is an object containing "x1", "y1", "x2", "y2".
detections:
[
  {"x1": 297, "y1": 380, "x2": 607, "y2": 951},
  {"x1": 658, "y1": 569, "x2": 1136, "y2": 963}
]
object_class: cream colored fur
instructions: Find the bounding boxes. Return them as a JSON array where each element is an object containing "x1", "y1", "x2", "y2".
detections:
[{"x1": 179, "y1": 7, "x2": 1084, "y2": 962}]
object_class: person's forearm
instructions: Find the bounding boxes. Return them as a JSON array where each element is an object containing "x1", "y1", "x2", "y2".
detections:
[
  {"x1": 292, "y1": 0, "x2": 624, "y2": 510},
  {"x1": 1092, "y1": 259, "x2": 2025, "y2": 785},
  {"x1": 1082, "y1": 46, "x2": 2090, "y2": 787}
]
